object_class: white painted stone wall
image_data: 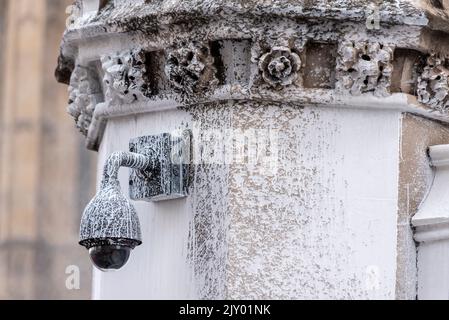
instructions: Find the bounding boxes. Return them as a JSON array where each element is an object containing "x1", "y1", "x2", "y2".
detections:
[
  {"x1": 93, "y1": 110, "x2": 194, "y2": 300},
  {"x1": 226, "y1": 104, "x2": 400, "y2": 299},
  {"x1": 92, "y1": 104, "x2": 401, "y2": 300}
]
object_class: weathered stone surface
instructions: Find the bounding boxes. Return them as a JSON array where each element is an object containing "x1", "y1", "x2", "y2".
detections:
[
  {"x1": 56, "y1": 1, "x2": 449, "y2": 147},
  {"x1": 258, "y1": 46, "x2": 301, "y2": 89},
  {"x1": 54, "y1": 0, "x2": 449, "y2": 300},
  {"x1": 417, "y1": 54, "x2": 449, "y2": 112},
  {"x1": 62, "y1": 1, "x2": 429, "y2": 34},
  {"x1": 165, "y1": 42, "x2": 218, "y2": 94},
  {"x1": 336, "y1": 41, "x2": 393, "y2": 97},
  {"x1": 55, "y1": 52, "x2": 75, "y2": 85},
  {"x1": 396, "y1": 114, "x2": 449, "y2": 300},
  {"x1": 101, "y1": 50, "x2": 148, "y2": 105},
  {"x1": 68, "y1": 65, "x2": 102, "y2": 136}
]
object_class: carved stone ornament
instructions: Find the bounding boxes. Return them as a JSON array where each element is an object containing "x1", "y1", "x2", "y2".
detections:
[
  {"x1": 258, "y1": 46, "x2": 301, "y2": 89},
  {"x1": 336, "y1": 42, "x2": 393, "y2": 97},
  {"x1": 101, "y1": 50, "x2": 148, "y2": 105},
  {"x1": 417, "y1": 54, "x2": 449, "y2": 112},
  {"x1": 65, "y1": 0, "x2": 82, "y2": 27},
  {"x1": 67, "y1": 65, "x2": 102, "y2": 136},
  {"x1": 55, "y1": 0, "x2": 449, "y2": 151},
  {"x1": 165, "y1": 43, "x2": 218, "y2": 94}
]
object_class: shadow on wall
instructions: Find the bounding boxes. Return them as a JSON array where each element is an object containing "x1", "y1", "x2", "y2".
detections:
[{"x1": 0, "y1": 0, "x2": 96, "y2": 299}]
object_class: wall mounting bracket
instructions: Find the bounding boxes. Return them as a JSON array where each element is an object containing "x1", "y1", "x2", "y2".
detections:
[{"x1": 129, "y1": 130, "x2": 191, "y2": 202}]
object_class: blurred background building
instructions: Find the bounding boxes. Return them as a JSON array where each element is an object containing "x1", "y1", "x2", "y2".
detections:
[{"x1": 0, "y1": 0, "x2": 95, "y2": 299}]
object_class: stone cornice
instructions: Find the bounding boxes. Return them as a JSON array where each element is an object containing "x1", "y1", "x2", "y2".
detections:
[
  {"x1": 56, "y1": 0, "x2": 449, "y2": 151},
  {"x1": 65, "y1": 1, "x2": 428, "y2": 36}
]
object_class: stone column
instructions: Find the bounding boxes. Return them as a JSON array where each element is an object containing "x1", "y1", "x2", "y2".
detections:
[
  {"x1": 0, "y1": 0, "x2": 95, "y2": 299},
  {"x1": 56, "y1": 0, "x2": 449, "y2": 300},
  {"x1": 413, "y1": 144, "x2": 449, "y2": 299}
]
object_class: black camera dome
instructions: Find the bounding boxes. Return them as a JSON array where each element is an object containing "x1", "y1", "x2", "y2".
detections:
[
  {"x1": 81, "y1": 238, "x2": 141, "y2": 271},
  {"x1": 89, "y1": 245, "x2": 132, "y2": 271}
]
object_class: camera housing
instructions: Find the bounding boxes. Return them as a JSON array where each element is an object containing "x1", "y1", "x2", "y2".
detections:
[{"x1": 79, "y1": 178, "x2": 142, "y2": 271}]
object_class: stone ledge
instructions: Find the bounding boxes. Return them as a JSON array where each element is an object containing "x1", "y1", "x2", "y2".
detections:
[{"x1": 65, "y1": 0, "x2": 428, "y2": 36}]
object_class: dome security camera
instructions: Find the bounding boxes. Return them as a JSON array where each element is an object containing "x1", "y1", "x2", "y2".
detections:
[
  {"x1": 79, "y1": 131, "x2": 191, "y2": 271},
  {"x1": 79, "y1": 180, "x2": 143, "y2": 271},
  {"x1": 79, "y1": 151, "x2": 148, "y2": 271}
]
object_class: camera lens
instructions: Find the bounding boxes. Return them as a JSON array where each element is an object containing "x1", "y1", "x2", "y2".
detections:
[{"x1": 89, "y1": 245, "x2": 132, "y2": 271}]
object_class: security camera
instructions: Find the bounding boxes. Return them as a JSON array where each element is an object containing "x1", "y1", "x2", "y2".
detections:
[
  {"x1": 79, "y1": 131, "x2": 191, "y2": 272},
  {"x1": 79, "y1": 180, "x2": 143, "y2": 271},
  {"x1": 79, "y1": 151, "x2": 147, "y2": 271}
]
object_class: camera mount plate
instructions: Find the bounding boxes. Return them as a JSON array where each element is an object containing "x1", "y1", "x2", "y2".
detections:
[{"x1": 129, "y1": 130, "x2": 191, "y2": 202}]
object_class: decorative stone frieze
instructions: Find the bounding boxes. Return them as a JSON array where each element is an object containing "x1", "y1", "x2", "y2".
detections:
[
  {"x1": 101, "y1": 50, "x2": 148, "y2": 105},
  {"x1": 336, "y1": 41, "x2": 393, "y2": 97},
  {"x1": 67, "y1": 65, "x2": 102, "y2": 136},
  {"x1": 56, "y1": 1, "x2": 449, "y2": 150},
  {"x1": 417, "y1": 54, "x2": 449, "y2": 112},
  {"x1": 258, "y1": 46, "x2": 301, "y2": 89},
  {"x1": 165, "y1": 43, "x2": 218, "y2": 94}
]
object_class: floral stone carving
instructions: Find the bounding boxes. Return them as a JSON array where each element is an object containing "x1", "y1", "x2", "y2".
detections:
[
  {"x1": 67, "y1": 65, "x2": 102, "y2": 136},
  {"x1": 165, "y1": 43, "x2": 218, "y2": 94},
  {"x1": 417, "y1": 54, "x2": 449, "y2": 112},
  {"x1": 258, "y1": 46, "x2": 301, "y2": 89},
  {"x1": 101, "y1": 50, "x2": 148, "y2": 105},
  {"x1": 336, "y1": 42, "x2": 393, "y2": 97}
]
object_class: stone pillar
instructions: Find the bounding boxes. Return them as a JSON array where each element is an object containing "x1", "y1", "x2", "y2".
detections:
[
  {"x1": 413, "y1": 144, "x2": 449, "y2": 299},
  {"x1": 0, "y1": 0, "x2": 95, "y2": 299},
  {"x1": 56, "y1": 0, "x2": 449, "y2": 300}
]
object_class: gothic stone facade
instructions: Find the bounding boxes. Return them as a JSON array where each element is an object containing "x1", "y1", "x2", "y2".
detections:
[{"x1": 57, "y1": 0, "x2": 449, "y2": 300}]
